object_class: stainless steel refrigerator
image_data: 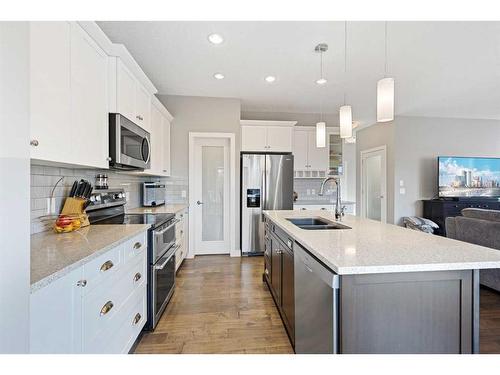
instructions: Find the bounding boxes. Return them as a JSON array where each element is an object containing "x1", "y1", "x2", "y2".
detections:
[{"x1": 241, "y1": 153, "x2": 294, "y2": 255}]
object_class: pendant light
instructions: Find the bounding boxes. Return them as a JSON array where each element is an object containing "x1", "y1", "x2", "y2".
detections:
[
  {"x1": 315, "y1": 43, "x2": 328, "y2": 147},
  {"x1": 377, "y1": 22, "x2": 395, "y2": 122},
  {"x1": 339, "y1": 21, "x2": 353, "y2": 139}
]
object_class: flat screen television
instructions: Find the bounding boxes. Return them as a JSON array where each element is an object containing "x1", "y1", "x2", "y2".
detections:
[{"x1": 438, "y1": 156, "x2": 500, "y2": 198}]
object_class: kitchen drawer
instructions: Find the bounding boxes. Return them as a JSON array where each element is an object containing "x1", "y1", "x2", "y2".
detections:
[
  {"x1": 83, "y1": 285, "x2": 146, "y2": 354},
  {"x1": 82, "y1": 255, "x2": 145, "y2": 345},
  {"x1": 83, "y1": 243, "x2": 122, "y2": 292},
  {"x1": 274, "y1": 225, "x2": 294, "y2": 251},
  {"x1": 123, "y1": 232, "x2": 147, "y2": 263}
]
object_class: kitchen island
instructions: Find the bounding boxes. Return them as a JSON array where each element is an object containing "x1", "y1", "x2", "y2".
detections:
[{"x1": 263, "y1": 210, "x2": 500, "y2": 354}]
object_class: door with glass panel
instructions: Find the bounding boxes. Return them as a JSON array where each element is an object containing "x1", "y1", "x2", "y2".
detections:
[
  {"x1": 192, "y1": 137, "x2": 230, "y2": 254},
  {"x1": 361, "y1": 147, "x2": 387, "y2": 223}
]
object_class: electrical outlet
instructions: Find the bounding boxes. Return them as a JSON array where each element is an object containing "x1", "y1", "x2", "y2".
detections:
[
  {"x1": 46, "y1": 198, "x2": 52, "y2": 214},
  {"x1": 400, "y1": 180, "x2": 405, "y2": 187},
  {"x1": 306, "y1": 189, "x2": 311, "y2": 195},
  {"x1": 311, "y1": 189, "x2": 316, "y2": 195},
  {"x1": 181, "y1": 190, "x2": 187, "y2": 198},
  {"x1": 400, "y1": 187, "x2": 406, "y2": 195},
  {"x1": 125, "y1": 192, "x2": 130, "y2": 201}
]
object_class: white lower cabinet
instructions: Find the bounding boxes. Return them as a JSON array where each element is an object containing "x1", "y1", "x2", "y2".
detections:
[
  {"x1": 175, "y1": 208, "x2": 189, "y2": 271},
  {"x1": 30, "y1": 232, "x2": 147, "y2": 354}
]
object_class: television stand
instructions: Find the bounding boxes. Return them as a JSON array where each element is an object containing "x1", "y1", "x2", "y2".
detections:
[{"x1": 423, "y1": 198, "x2": 500, "y2": 236}]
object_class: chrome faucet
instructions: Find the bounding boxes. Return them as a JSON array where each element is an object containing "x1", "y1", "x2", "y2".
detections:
[{"x1": 319, "y1": 176, "x2": 344, "y2": 220}]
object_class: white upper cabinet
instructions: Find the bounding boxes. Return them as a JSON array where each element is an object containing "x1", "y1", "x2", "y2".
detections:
[
  {"x1": 292, "y1": 126, "x2": 329, "y2": 171},
  {"x1": 30, "y1": 22, "x2": 72, "y2": 162},
  {"x1": 163, "y1": 117, "x2": 171, "y2": 176},
  {"x1": 241, "y1": 125, "x2": 268, "y2": 152},
  {"x1": 30, "y1": 22, "x2": 108, "y2": 169},
  {"x1": 115, "y1": 58, "x2": 151, "y2": 132},
  {"x1": 69, "y1": 23, "x2": 108, "y2": 169},
  {"x1": 241, "y1": 120, "x2": 296, "y2": 152}
]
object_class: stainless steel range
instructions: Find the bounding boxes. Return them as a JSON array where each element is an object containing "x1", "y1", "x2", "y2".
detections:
[{"x1": 87, "y1": 189, "x2": 178, "y2": 330}]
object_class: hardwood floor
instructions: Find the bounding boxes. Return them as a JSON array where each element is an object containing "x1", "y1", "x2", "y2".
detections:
[
  {"x1": 134, "y1": 255, "x2": 294, "y2": 354},
  {"x1": 135, "y1": 254, "x2": 500, "y2": 354}
]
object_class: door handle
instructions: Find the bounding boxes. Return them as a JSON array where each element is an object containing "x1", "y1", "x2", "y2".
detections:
[{"x1": 196, "y1": 200, "x2": 203, "y2": 205}]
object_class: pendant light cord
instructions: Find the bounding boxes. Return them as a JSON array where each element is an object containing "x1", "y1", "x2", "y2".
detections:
[
  {"x1": 344, "y1": 21, "x2": 347, "y2": 105},
  {"x1": 384, "y1": 21, "x2": 388, "y2": 77},
  {"x1": 319, "y1": 50, "x2": 323, "y2": 122}
]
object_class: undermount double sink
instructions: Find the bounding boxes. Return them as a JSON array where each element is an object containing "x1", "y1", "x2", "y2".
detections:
[{"x1": 286, "y1": 217, "x2": 351, "y2": 230}]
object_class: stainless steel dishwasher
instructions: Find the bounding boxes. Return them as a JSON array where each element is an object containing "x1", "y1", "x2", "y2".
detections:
[{"x1": 294, "y1": 243, "x2": 340, "y2": 354}]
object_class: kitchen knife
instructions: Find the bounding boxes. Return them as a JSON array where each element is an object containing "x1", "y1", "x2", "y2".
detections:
[
  {"x1": 69, "y1": 181, "x2": 78, "y2": 197},
  {"x1": 82, "y1": 182, "x2": 92, "y2": 198},
  {"x1": 75, "y1": 181, "x2": 85, "y2": 198}
]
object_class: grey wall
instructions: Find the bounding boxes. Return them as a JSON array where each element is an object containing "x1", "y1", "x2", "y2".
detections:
[
  {"x1": 158, "y1": 95, "x2": 242, "y2": 250},
  {"x1": 393, "y1": 116, "x2": 500, "y2": 224},
  {"x1": 0, "y1": 22, "x2": 30, "y2": 353},
  {"x1": 242, "y1": 110, "x2": 340, "y2": 127},
  {"x1": 356, "y1": 121, "x2": 396, "y2": 223}
]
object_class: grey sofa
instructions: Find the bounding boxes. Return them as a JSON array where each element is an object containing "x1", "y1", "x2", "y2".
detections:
[{"x1": 446, "y1": 208, "x2": 500, "y2": 292}]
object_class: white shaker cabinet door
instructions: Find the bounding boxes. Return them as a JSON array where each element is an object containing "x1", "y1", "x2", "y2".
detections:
[
  {"x1": 116, "y1": 59, "x2": 137, "y2": 123},
  {"x1": 30, "y1": 267, "x2": 84, "y2": 354},
  {"x1": 162, "y1": 118, "x2": 171, "y2": 176},
  {"x1": 135, "y1": 83, "x2": 151, "y2": 132},
  {"x1": 267, "y1": 126, "x2": 293, "y2": 152},
  {"x1": 307, "y1": 131, "x2": 329, "y2": 170},
  {"x1": 293, "y1": 129, "x2": 309, "y2": 169},
  {"x1": 30, "y1": 22, "x2": 71, "y2": 162},
  {"x1": 69, "y1": 23, "x2": 108, "y2": 169},
  {"x1": 149, "y1": 103, "x2": 164, "y2": 174},
  {"x1": 241, "y1": 125, "x2": 268, "y2": 152}
]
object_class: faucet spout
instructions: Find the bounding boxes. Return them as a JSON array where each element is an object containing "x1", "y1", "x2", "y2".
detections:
[{"x1": 318, "y1": 176, "x2": 344, "y2": 220}]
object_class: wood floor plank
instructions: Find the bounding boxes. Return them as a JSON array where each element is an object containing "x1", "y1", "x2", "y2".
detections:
[
  {"x1": 134, "y1": 255, "x2": 294, "y2": 354},
  {"x1": 135, "y1": 255, "x2": 500, "y2": 354}
]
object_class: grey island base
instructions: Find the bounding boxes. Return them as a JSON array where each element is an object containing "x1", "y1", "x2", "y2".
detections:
[{"x1": 263, "y1": 210, "x2": 500, "y2": 354}]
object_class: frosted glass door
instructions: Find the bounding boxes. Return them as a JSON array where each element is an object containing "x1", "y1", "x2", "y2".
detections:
[
  {"x1": 361, "y1": 148, "x2": 387, "y2": 223},
  {"x1": 365, "y1": 155, "x2": 382, "y2": 220},
  {"x1": 202, "y1": 146, "x2": 224, "y2": 241},
  {"x1": 192, "y1": 137, "x2": 230, "y2": 255}
]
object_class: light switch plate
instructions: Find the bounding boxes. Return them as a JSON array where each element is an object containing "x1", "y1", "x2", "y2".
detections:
[
  {"x1": 400, "y1": 180, "x2": 404, "y2": 187},
  {"x1": 181, "y1": 190, "x2": 187, "y2": 198},
  {"x1": 399, "y1": 187, "x2": 406, "y2": 195}
]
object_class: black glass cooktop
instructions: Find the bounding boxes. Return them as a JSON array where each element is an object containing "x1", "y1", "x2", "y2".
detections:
[{"x1": 91, "y1": 213, "x2": 174, "y2": 228}]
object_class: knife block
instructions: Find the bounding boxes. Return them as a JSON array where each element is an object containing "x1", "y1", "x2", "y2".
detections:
[{"x1": 60, "y1": 197, "x2": 90, "y2": 227}]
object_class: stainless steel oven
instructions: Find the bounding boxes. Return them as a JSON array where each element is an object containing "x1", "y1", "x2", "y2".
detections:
[
  {"x1": 109, "y1": 113, "x2": 151, "y2": 170},
  {"x1": 152, "y1": 217, "x2": 178, "y2": 262},
  {"x1": 150, "y1": 244, "x2": 178, "y2": 328}
]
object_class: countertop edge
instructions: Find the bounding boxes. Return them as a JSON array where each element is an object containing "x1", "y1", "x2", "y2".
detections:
[
  {"x1": 263, "y1": 211, "x2": 500, "y2": 276},
  {"x1": 30, "y1": 225, "x2": 149, "y2": 293}
]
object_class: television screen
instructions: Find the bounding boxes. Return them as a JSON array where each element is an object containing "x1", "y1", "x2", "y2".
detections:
[{"x1": 438, "y1": 156, "x2": 500, "y2": 198}]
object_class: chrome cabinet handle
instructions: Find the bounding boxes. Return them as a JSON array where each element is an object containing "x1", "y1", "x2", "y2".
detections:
[
  {"x1": 276, "y1": 249, "x2": 282, "y2": 254},
  {"x1": 136, "y1": 115, "x2": 144, "y2": 121},
  {"x1": 100, "y1": 260, "x2": 114, "y2": 272},
  {"x1": 134, "y1": 272, "x2": 142, "y2": 282},
  {"x1": 265, "y1": 268, "x2": 269, "y2": 275},
  {"x1": 196, "y1": 200, "x2": 203, "y2": 205},
  {"x1": 106, "y1": 156, "x2": 112, "y2": 161},
  {"x1": 133, "y1": 313, "x2": 141, "y2": 325},
  {"x1": 100, "y1": 301, "x2": 114, "y2": 316},
  {"x1": 133, "y1": 242, "x2": 142, "y2": 250},
  {"x1": 30, "y1": 139, "x2": 39, "y2": 146},
  {"x1": 287, "y1": 239, "x2": 293, "y2": 248},
  {"x1": 76, "y1": 280, "x2": 87, "y2": 287}
]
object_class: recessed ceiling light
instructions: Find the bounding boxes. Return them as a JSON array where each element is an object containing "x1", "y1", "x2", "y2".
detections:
[
  {"x1": 213, "y1": 73, "x2": 225, "y2": 80},
  {"x1": 208, "y1": 33, "x2": 224, "y2": 44},
  {"x1": 265, "y1": 76, "x2": 276, "y2": 83},
  {"x1": 316, "y1": 78, "x2": 327, "y2": 85}
]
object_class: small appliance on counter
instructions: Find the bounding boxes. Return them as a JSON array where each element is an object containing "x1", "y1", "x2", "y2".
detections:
[
  {"x1": 142, "y1": 182, "x2": 166, "y2": 207},
  {"x1": 95, "y1": 173, "x2": 108, "y2": 190}
]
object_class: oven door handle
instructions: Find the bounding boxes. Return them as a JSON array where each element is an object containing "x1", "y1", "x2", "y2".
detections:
[
  {"x1": 154, "y1": 245, "x2": 179, "y2": 270},
  {"x1": 155, "y1": 219, "x2": 180, "y2": 236}
]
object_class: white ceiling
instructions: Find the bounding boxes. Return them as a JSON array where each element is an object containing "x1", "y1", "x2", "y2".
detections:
[{"x1": 97, "y1": 21, "x2": 500, "y2": 127}]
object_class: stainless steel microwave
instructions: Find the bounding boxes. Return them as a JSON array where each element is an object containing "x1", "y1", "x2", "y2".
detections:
[{"x1": 109, "y1": 113, "x2": 151, "y2": 170}]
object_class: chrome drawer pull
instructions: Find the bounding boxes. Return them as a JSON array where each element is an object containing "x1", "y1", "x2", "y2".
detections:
[
  {"x1": 76, "y1": 280, "x2": 87, "y2": 287},
  {"x1": 133, "y1": 242, "x2": 142, "y2": 250},
  {"x1": 134, "y1": 272, "x2": 142, "y2": 282},
  {"x1": 265, "y1": 268, "x2": 269, "y2": 275},
  {"x1": 133, "y1": 313, "x2": 141, "y2": 325},
  {"x1": 100, "y1": 301, "x2": 114, "y2": 316},
  {"x1": 100, "y1": 260, "x2": 114, "y2": 272}
]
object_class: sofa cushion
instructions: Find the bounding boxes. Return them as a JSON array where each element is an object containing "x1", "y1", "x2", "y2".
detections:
[
  {"x1": 454, "y1": 216, "x2": 500, "y2": 250},
  {"x1": 461, "y1": 208, "x2": 500, "y2": 223}
]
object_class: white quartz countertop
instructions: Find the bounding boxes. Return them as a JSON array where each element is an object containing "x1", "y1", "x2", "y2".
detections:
[
  {"x1": 126, "y1": 204, "x2": 188, "y2": 215},
  {"x1": 264, "y1": 210, "x2": 500, "y2": 275},
  {"x1": 30, "y1": 224, "x2": 149, "y2": 292}
]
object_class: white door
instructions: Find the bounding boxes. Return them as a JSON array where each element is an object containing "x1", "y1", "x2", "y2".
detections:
[
  {"x1": 192, "y1": 137, "x2": 230, "y2": 254},
  {"x1": 361, "y1": 147, "x2": 387, "y2": 223}
]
